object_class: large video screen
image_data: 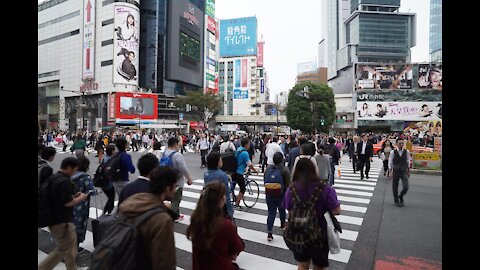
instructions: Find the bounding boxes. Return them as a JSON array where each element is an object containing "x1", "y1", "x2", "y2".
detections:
[
  {"x1": 180, "y1": 32, "x2": 200, "y2": 62},
  {"x1": 116, "y1": 93, "x2": 158, "y2": 119},
  {"x1": 354, "y1": 64, "x2": 413, "y2": 90}
]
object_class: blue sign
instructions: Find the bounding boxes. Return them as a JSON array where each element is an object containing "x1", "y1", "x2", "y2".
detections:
[
  {"x1": 235, "y1": 60, "x2": 241, "y2": 87},
  {"x1": 260, "y1": 79, "x2": 264, "y2": 93},
  {"x1": 233, "y1": 89, "x2": 248, "y2": 99},
  {"x1": 206, "y1": 57, "x2": 215, "y2": 66},
  {"x1": 179, "y1": 113, "x2": 184, "y2": 121},
  {"x1": 271, "y1": 107, "x2": 277, "y2": 114},
  {"x1": 219, "y1": 17, "x2": 257, "y2": 57}
]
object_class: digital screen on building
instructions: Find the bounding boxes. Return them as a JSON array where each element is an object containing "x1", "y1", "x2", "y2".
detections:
[
  {"x1": 354, "y1": 64, "x2": 413, "y2": 90},
  {"x1": 180, "y1": 32, "x2": 200, "y2": 62},
  {"x1": 166, "y1": 0, "x2": 204, "y2": 87},
  {"x1": 115, "y1": 93, "x2": 158, "y2": 120}
]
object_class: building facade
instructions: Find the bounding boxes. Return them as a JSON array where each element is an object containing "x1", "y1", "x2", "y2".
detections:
[
  {"x1": 429, "y1": 0, "x2": 442, "y2": 62},
  {"x1": 296, "y1": 68, "x2": 328, "y2": 85}
]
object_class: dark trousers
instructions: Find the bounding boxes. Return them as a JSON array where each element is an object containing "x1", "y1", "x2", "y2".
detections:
[
  {"x1": 62, "y1": 141, "x2": 68, "y2": 152},
  {"x1": 200, "y1": 149, "x2": 208, "y2": 166},
  {"x1": 392, "y1": 171, "x2": 409, "y2": 202},
  {"x1": 266, "y1": 195, "x2": 286, "y2": 232},
  {"x1": 383, "y1": 160, "x2": 389, "y2": 174},
  {"x1": 358, "y1": 155, "x2": 371, "y2": 178},
  {"x1": 352, "y1": 154, "x2": 358, "y2": 172},
  {"x1": 131, "y1": 139, "x2": 138, "y2": 151},
  {"x1": 102, "y1": 187, "x2": 115, "y2": 214},
  {"x1": 261, "y1": 155, "x2": 267, "y2": 172}
]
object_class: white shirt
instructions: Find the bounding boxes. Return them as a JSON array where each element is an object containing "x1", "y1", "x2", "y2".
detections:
[
  {"x1": 361, "y1": 140, "x2": 368, "y2": 155},
  {"x1": 388, "y1": 148, "x2": 411, "y2": 171},
  {"x1": 220, "y1": 141, "x2": 236, "y2": 153},
  {"x1": 198, "y1": 138, "x2": 209, "y2": 150},
  {"x1": 266, "y1": 142, "x2": 284, "y2": 165}
]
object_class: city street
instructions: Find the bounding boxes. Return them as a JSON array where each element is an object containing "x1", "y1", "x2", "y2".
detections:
[{"x1": 38, "y1": 146, "x2": 444, "y2": 270}]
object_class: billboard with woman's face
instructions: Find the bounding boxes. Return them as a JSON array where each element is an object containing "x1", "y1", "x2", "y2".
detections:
[
  {"x1": 354, "y1": 64, "x2": 413, "y2": 90},
  {"x1": 113, "y1": 2, "x2": 140, "y2": 86},
  {"x1": 357, "y1": 102, "x2": 442, "y2": 121},
  {"x1": 116, "y1": 93, "x2": 158, "y2": 120},
  {"x1": 418, "y1": 63, "x2": 442, "y2": 90}
]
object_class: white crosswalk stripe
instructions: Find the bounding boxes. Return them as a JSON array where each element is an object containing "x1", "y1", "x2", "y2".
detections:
[{"x1": 38, "y1": 155, "x2": 383, "y2": 269}]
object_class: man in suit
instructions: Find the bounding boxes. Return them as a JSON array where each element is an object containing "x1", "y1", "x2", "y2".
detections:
[
  {"x1": 348, "y1": 136, "x2": 360, "y2": 173},
  {"x1": 356, "y1": 134, "x2": 374, "y2": 180}
]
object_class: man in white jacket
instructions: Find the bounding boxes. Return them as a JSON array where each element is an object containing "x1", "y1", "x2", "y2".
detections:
[{"x1": 265, "y1": 136, "x2": 284, "y2": 166}]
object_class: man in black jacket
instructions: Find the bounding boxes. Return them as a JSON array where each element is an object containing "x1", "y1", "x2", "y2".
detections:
[
  {"x1": 356, "y1": 134, "x2": 374, "y2": 180},
  {"x1": 324, "y1": 137, "x2": 340, "y2": 185},
  {"x1": 348, "y1": 136, "x2": 360, "y2": 173}
]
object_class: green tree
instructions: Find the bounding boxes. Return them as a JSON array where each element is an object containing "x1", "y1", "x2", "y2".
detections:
[
  {"x1": 286, "y1": 82, "x2": 336, "y2": 133},
  {"x1": 174, "y1": 90, "x2": 222, "y2": 130}
]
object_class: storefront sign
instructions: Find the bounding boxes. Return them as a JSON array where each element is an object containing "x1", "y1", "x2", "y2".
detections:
[
  {"x1": 108, "y1": 93, "x2": 116, "y2": 119},
  {"x1": 434, "y1": 137, "x2": 442, "y2": 153},
  {"x1": 412, "y1": 152, "x2": 441, "y2": 170}
]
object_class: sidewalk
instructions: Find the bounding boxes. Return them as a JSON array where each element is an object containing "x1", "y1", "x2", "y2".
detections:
[{"x1": 346, "y1": 173, "x2": 442, "y2": 270}]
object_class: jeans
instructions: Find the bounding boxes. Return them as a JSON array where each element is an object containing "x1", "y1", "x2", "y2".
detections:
[
  {"x1": 392, "y1": 171, "x2": 409, "y2": 202},
  {"x1": 38, "y1": 223, "x2": 77, "y2": 270},
  {"x1": 328, "y1": 156, "x2": 336, "y2": 186},
  {"x1": 266, "y1": 195, "x2": 286, "y2": 232}
]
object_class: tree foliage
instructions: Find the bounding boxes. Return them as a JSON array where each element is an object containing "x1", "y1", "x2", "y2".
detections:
[
  {"x1": 285, "y1": 82, "x2": 336, "y2": 133},
  {"x1": 174, "y1": 90, "x2": 222, "y2": 124}
]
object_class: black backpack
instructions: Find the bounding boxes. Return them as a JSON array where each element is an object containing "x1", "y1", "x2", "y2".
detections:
[
  {"x1": 221, "y1": 149, "x2": 246, "y2": 173},
  {"x1": 89, "y1": 206, "x2": 166, "y2": 270},
  {"x1": 38, "y1": 174, "x2": 61, "y2": 228},
  {"x1": 102, "y1": 153, "x2": 123, "y2": 183},
  {"x1": 283, "y1": 184, "x2": 324, "y2": 252}
]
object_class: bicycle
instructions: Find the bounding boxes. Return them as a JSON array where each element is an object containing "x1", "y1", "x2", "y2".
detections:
[{"x1": 229, "y1": 170, "x2": 260, "y2": 208}]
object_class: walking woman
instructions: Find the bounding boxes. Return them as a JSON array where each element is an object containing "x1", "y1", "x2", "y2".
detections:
[
  {"x1": 71, "y1": 156, "x2": 97, "y2": 253},
  {"x1": 95, "y1": 135, "x2": 105, "y2": 163},
  {"x1": 187, "y1": 181, "x2": 245, "y2": 270},
  {"x1": 100, "y1": 144, "x2": 116, "y2": 214},
  {"x1": 380, "y1": 139, "x2": 394, "y2": 177},
  {"x1": 281, "y1": 158, "x2": 341, "y2": 270}
]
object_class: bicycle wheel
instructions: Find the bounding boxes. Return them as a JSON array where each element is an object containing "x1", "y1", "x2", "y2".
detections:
[{"x1": 242, "y1": 179, "x2": 259, "y2": 208}]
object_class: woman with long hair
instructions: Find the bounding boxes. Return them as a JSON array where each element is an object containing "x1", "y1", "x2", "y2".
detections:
[
  {"x1": 380, "y1": 139, "x2": 393, "y2": 177},
  {"x1": 187, "y1": 181, "x2": 244, "y2": 270},
  {"x1": 281, "y1": 158, "x2": 341, "y2": 270}
]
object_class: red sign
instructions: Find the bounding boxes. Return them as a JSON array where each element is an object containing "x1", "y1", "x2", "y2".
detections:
[
  {"x1": 190, "y1": 122, "x2": 205, "y2": 130},
  {"x1": 215, "y1": 77, "x2": 219, "y2": 94},
  {"x1": 241, "y1": 59, "x2": 247, "y2": 87},
  {"x1": 108, "y1": 93, "x2": 116, "y2": 119},
  {"x1": 207, "y1": 16, "x2": 216, "y2": 34},
  {"x1": 80, "y1": 80, "x2": 99, "y2": 93},
  {"x1": 115, "y1": 92, "x2": 158, "y2": 120},
  {"x1": 257, "y1": 42, "x2": 264, "y2": 67}
]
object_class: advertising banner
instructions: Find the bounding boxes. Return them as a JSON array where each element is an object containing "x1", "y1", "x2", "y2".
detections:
[
  {"x1": 108, "y1": 93, "x2": 116, "y2": 119},
  {"x1": 357, "y1": 102, "x2": 442, "y2": 121},
  {"x1": 297, "y1": 61, "x2": 317, "y2": 75},
  {"x1": 260, "y1": 79, "x2": 264, "y2": 93},
  {"x1": 115, "y1": 93, "x2": 158, "y2": 120},
  {"x1": 241, "y1": 59, "x2": 247, "y2": 87},
  {"x1": 206, "y1": 0, "x2": 215, "y2": 18},
  {"x1": 356, "y1": 89, "x2": 442, "y2": 102},
  {"x1": 82, "y1": 0, "x2": 95, "y2": 79},
  {"x1": 234, "y1": 89, "x2": 248, "y2": 99},
  {"x1": 113, "y1": 3, "x2": 140, "y2": 86},
  {"x1": 354, "y1": 64, "x2": 413, "y2": 90},
  {"x1": 413, "y1": 152, "x2": 441, "y2": 170},
  {"x1": 235, "y1": 59, "x2": 241, "y2": 87},
  {"x1": 418, "y1": 63, "x2": 442, "y2": 90},
  {"x1": 403, "y1": 120, "x2": 442, "y2": 138},
  {"x1": 219, "y1": 17, "x2": 257, "y2": 57},
  {"x1": 257, "y1": 42, "x2": 264, "y2": 67},
  {"x1": 206, "y1": 73, "x2": 215, "y2": 82},
  {"x1": 434, "y1": 137, "x2": 442, "y2": 153},
  {"x1": 207, "y1": 16, "x2": 216, "y2": 34},
  {"x1": 206, "y1": 57, "x2": 215, "y2": 66}
]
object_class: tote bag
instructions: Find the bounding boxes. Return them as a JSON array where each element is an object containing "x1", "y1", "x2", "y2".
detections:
[{"x1": 324, "y1": 211, "x2": 341, "y2": 254}]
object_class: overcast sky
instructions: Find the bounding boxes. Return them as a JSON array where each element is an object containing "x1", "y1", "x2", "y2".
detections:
[{"x1": 216, "y1": 0, "x2": 431, "y2": 97}]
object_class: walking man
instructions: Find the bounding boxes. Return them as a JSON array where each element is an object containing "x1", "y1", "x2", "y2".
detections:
[
  {"x1": 356, "y1": 134, "x2": 374, "y2": 180},
  {"x1": 389, "y1": 138, "x2": 411, "y2": 207},
  {"x1": 348, "y1": 136, "x2": 360, "y2": 173},
  {"x1": 197, "y1": 134, "x2": 210, "y2": 168}
]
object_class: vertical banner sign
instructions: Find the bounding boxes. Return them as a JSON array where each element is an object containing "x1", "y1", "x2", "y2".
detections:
[
  {"x1": 108, "y1": 93, "x2": 116, "y2": 119},
  {"x1": 260, "y1": 79, "x2": 264, "y2": 93},
  {"x1": 257, "y1": 42, "x2": 264, "y2": 67},
  {"x1": 113, "y1": 2, "x2": 140, "y2": 86},
  {"x1": 241, "y1": 59, "x2": 247, "y2": 87},
  {"x1": 205, "y1": 0, "x2": 215, "y2": 18},
  {"x1": 82, "y1": 0, "x2": 95, "y2": 79},
  {"x1": 235, "y1": 60, "x2": 241, "y2": 87},
  {"x1": 207, "y1": 16, "x2": 216, "y2": 33}
]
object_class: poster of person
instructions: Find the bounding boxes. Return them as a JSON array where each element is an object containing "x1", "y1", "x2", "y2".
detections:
[
  {"x1": 418, "y1": 64, "x2": 442, "y2": 90},
  {"x1": 403, "y1": 120, "x2": 442, "y2": 138},
  {"x1": 357, "y1": 102, "x2": 442, "y2": 121},
  {"x1": 354, "y1": 64, "x2": 413, "y2": 90},
  {"x1": 119, "y1": 96, "x2": 154, "y2": 117},
  {"x1": 113, "y1": 4, "x2": 140, "y2": 86}
]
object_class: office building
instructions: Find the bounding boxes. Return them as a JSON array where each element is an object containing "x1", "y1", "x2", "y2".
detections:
[{"x1": 430, "y1": 0, "x2": 442, "y2": 62}]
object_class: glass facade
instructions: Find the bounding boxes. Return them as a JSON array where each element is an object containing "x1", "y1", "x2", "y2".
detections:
[{"x1": 430, "y1": 0, "x2": 442, "y2": 62}]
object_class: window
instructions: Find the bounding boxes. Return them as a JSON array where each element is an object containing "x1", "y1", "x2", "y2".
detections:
[
  {"x1": 101, "y1": 60, "x2": 113, "y2": 66},
  {"x1": 38, "y1": 11, "x2": 80, "y2": 29},
  {"x1": 38, "y1": 29, "x2": 80, "y2": 45},
  {"x1": 101, "y1": 39, "x2": 113, "y2": 46},
  {"x1": 102, "y1": 18, "x2": 114, "y2": 26}
]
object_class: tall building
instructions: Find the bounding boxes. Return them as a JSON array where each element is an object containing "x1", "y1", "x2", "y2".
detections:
[
  {"x1": 430, "y1": 0, "x2": 442, "y2": 62},
  {"x1": 203, "y1": 0, "x2": 218, "y2": 94}
]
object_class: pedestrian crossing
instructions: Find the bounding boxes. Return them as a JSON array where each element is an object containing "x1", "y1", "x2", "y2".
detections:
[
  {"x1": 53, "y1": 145, "x2": 196, "y2": 155},
  {"x1": 38, "y1": 155, "x2": 384, "y2": 269}
]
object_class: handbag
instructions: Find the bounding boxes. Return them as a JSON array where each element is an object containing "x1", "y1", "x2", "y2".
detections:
[{"x1": 324, "y1": 192, "x2": 341, "y2": 254}]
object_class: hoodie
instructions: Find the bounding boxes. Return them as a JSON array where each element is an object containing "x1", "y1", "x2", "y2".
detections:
[{"x1": 119, "y1": 193, "x2": 176, "y2": 270}]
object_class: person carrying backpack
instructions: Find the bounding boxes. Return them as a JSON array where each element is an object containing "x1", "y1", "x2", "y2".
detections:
[
  {"x1": 204, "y1": 152, "x2": 234, "y2": 219},
  {"x1": 264, "y1": 152, "x2": 291, "y2": 241},
  {"x1": 281, "y1": 158, "x2": 341, "y2": 270},
  {"x1": 90, "y1": 166, "x2": 181, "y2": 270},
  {"x1": 98, "y1": 144, "x2": 117, "y2": 214},
  {"x1": 38, "y1": 157, "x2": 89, "y2": 270},
  {"x1": 113, "y1": 138, "x2": 136, "y2": 198},
  {"x1": 38, "y1": 146, "x2": 56, "y2": 188}
]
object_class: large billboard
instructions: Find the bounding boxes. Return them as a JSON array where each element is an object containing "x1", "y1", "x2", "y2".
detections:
[
  {"x1": 82, "y1": 0, "x2": 95, "y2": 80},
  {"x1": 418, "y1": 63, "x2": 442, "y2": 90},
  {"x1": 354, "y1": 64, "x2": 413, "y2": 90},
  {"x1": 116, "y1": 92, "x2": 158, "y2": 120},
  {"x1": 219, "y1": 17, "x2": 257, "y2": 57},
  {"x1": 113, "y1": 2, "x2": 140, "y2": 86},
  {"x1": 356, "y1": 89, "x2": 442, "y2": 102},
  {"x1": 166, "y1": 0, "x2": 204, "y2": 87},
  {"x1": 257, "y1": 42, "x2": 264, "y2": 67},
  {"x1": 357, "y1": 102, "x2": 442, "y2": 121}
]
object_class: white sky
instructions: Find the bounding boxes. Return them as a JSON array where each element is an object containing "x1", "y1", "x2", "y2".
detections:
[{"x1": 216, "y1": 0, "x2": 431, "y2": 97}]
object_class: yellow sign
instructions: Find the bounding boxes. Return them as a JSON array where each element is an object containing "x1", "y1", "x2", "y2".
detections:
[{"x1": 413, "y1": 152, "x2": 440, "y2": 161}]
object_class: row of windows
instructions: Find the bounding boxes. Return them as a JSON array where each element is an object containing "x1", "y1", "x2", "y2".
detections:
[
  {"x1": 38, "y1": 29, "x2": 80, "y2": 45},
  {"x1": 101, "y1": 39, "x2": 114, "y2": 46},
  {"x1": 101, "y1": 60, "x2": 113, "y2": 66},
  {"x1": 38, "y1": 70, "x2": 60, "y2": 79},
  {"x1": 102, "y1": 18, "x2": 114, "y2": 26},
  {"x1": 38, "y1": 10, "x2": 80, "y2": 29}
]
